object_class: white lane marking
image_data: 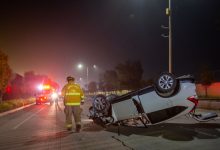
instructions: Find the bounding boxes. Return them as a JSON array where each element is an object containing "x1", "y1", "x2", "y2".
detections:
[{"x1": 12, "y1": 107, "x2": 44, "y2": 130}]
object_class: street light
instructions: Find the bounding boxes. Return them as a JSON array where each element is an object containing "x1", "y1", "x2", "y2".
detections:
[
  {"x1": 77, "y1": 63, "x2": 97, "y2": 90},
  {"x1": 77, "y1": 63, "x2": 88, "y2": 89},
  {"x1": 77, "y1": 64, "x2": 83, "y2": 69}
]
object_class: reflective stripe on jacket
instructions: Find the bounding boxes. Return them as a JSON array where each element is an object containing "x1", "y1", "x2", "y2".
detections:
[
  {"x1": 62, "y1": 82, "x2": 84, "y2": 106},
  {"x1": 65, "y1": 102, "x2": 81, "y2": 105},
  {"x1": 65, "y1": 93, "x2": 80, "y2": 96}
]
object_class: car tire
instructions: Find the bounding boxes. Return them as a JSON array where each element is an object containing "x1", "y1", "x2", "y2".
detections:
[
  {"x1": 93, "y1": 94, "x2": 110, "y2": 113},
  {"x1": 154, "y1": 72, "x2": 178, "y2": 97}
]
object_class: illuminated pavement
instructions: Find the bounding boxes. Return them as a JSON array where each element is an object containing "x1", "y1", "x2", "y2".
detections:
[
  {"x1": 0, "y1": 101, "x2": 129, "y2": 150},
  {"x1": 0, "y1": 100, "x2": 220, "y2": 150}
]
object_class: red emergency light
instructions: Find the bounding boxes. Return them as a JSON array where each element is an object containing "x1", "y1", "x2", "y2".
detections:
[{"x1": 5, "y1": 86, "x2": 12, "y2": 94}]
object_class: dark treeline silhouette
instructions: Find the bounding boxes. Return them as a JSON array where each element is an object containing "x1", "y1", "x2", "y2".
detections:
[
  {"x1": 87, "y1": 60, "x2": 153, "y2": 93},
  {"x1": 115, "y1": 60, "x2": 144, "y2": 90},
  {"x1": 0, "y1": 50, "x2": 12, "y2": 102}
]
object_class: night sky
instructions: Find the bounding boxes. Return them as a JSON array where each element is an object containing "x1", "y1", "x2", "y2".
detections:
[{"x1": 0, "y1": 0, "x2": 220, "y2": 85}]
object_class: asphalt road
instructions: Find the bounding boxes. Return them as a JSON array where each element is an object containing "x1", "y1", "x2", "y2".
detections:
[{"x1": 0, "y1": 100, "x2": 220, "y2": 150}]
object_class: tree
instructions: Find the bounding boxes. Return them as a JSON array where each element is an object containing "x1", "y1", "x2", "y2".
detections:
[
  {"x1": 88, "y1": 81, "x2": 97, "y2": 93},
  {"x1": 10, "y1": 74, "x2": 24, "y2": 99},
  {"x1": 23, "y1": 71, "x2": 53, "y2": 96},
  {"x1": 23, "y1": 71, "x2": 37, "y2": 96},
  {"x1": 199, "y1": 65, "x2": 214, "y2": 97},
  {"x1": 0, "y1": 50, "x2": 12, "y2": 102},
  {"x1": 98, "y1": 80, "x2": 105, "y2": 92},
  {"x1": 115, "y1": 60, "x2": 143, "y2": 90},
  {"x1": 140, "y1": 78, "x2": 154, "y2": 88},
  {"x1": 103, "y1": 70, "x2": 119, "y2": 91}
]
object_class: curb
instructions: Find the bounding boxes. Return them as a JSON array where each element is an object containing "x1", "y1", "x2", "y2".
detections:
[{"x1": 0, "y1": 103, "x2": 35, "y2": 117}]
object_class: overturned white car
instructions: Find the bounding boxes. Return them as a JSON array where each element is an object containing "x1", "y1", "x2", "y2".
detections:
[{"x1": 89, "y1": 72, "x2": 218, "y2": 127}]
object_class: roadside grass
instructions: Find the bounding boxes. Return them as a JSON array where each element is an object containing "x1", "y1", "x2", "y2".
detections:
[{"x1": 0, "y1": 98, "x2": 35, "y2": 113}]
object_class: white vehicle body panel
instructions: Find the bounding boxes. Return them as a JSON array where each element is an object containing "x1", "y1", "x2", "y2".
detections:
[
  {"x1": 111, "y1": 99, "x2": 138, "y2": 121},
  {"x1": 111, "y1": 82, "x2": 196, "y2": 123},
  {"x1": 89, "y1": 74, "x2": 218, "y2": 127}
]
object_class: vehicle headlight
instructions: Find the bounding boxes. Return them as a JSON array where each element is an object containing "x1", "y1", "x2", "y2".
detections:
[{"x1": 51, "y1": 93, "x2": 58, "y2": 99}]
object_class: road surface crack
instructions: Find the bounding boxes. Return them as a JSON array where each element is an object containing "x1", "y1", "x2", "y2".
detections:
[{"x1": 112, "y1": 136, "x2": 134, "y2": 150}]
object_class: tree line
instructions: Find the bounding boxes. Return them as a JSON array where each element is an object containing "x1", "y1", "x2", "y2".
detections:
[
  {"x1": 1, "y1": 49, "x2": 219, "y2": 100},
  {"x1": 87, "y1": 62, "x2": 220, "y2": 94},
  {"x1": 3, "y1": 71, "x2": 59, "y2": 100},
  {"x1": 0, "y1": 49, "x2": 59, "y2": 101},
  {"x1": 87, "y1": 60, "x2": 153, "y2": 93},
  {"x1": 0, "y1": 50, "x2": 11, "y2": 102}
]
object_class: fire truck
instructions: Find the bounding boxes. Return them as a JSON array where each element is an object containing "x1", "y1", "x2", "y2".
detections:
[{"x1": 35, "y1": 83, "x2": 59, "y2": 105}]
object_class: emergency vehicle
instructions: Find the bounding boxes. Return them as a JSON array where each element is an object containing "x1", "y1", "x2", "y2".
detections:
[{"x1": 36, "y1": 83, "x2": 59, "y2": 105}]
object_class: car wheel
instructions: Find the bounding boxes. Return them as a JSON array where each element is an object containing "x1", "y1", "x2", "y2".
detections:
[
  {"x1": 93, "y1": 94, "x2": 109, "y2": 112},
  {"x1": 154, "y1": 72, "x2": 178, "y2": 97}
]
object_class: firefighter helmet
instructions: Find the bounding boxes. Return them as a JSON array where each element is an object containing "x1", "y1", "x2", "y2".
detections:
[{"x1": 66, "y1": 76, "x2": 75, "y2": 82}]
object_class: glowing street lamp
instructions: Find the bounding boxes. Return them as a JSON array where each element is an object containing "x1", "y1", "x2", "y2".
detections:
[
  {"x1": 93, "y1": 65, "x2": 97, "y2": 69},
  {"x1": 77, "y1": 63, "x2": 88, "y2": 87},
  {"x1": 77, "y1": 63, "x2": 83, "y2": 69},
  {"x1": 77, "y1": 63, "x2": 97, "y2": 90}
]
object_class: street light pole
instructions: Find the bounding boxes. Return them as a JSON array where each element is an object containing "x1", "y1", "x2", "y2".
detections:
[
  {"x1": 77, "y1": 63, "x2": 97, "y2": 91},
  {"x1": 162, "y1": 0, "x2": 173, "y2": 73},
  {"x1": 165, "y1": 0, "x2": 173, "y2": 73},
  {"x1": 86, "y1": 66, "x2": 89, "y2": 90},
  {"x1": 168, "y1": 0, "x2": 172, "y2": 73}
]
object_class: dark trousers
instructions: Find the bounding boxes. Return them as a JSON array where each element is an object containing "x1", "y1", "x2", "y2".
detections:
[{"x1": 64, "y1": 105, "x2": 82, "y2": 128}]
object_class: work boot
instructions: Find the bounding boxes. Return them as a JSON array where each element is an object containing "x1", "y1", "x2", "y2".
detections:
[
  {"x1": 76, "y1": 124, "x2": 81, "y2": 132},
  {"x1": 67, "y1": 127, "x2": 72, "y2": 131},
  {"x1": 66, "y1": 124, "x2": 72, "y2": 131}
]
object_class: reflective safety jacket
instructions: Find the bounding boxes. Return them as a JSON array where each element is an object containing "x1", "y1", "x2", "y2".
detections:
[{"x1": 61, "y1": 82, "x2": 84, "y2": 106}]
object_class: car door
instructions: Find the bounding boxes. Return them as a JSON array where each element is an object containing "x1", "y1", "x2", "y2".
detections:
[{"x1": 138, "y1": 90, "x2": 173, "y2": 114}]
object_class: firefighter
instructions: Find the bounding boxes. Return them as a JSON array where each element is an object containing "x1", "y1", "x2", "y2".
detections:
[{"x1": 61, "y1": 76, "x2": 84, "y2": 132}]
